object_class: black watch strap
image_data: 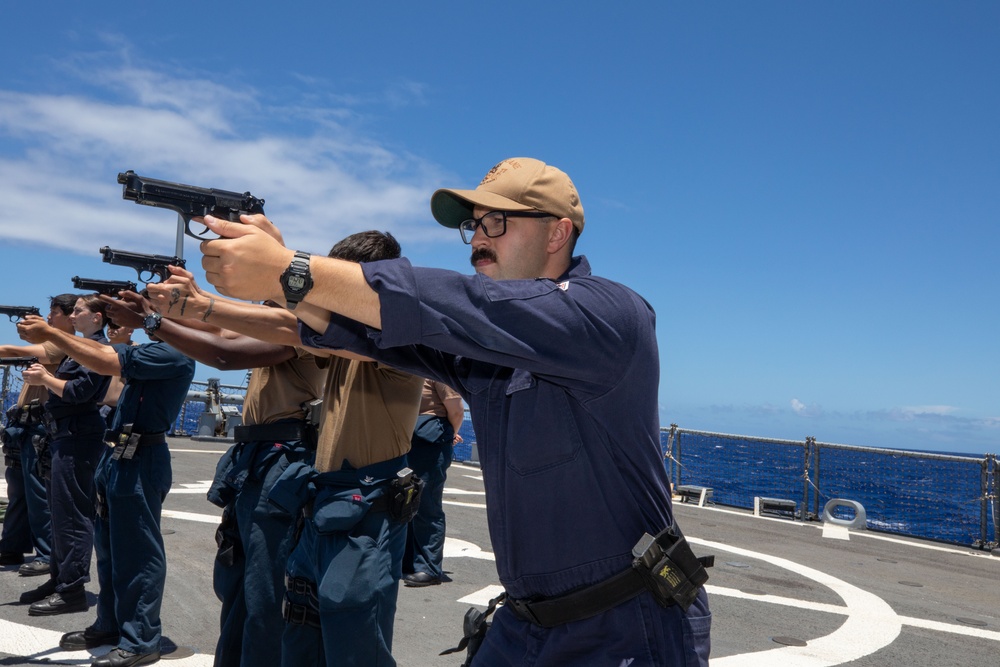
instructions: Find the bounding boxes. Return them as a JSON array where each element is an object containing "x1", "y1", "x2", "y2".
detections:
[{"x1": 281, "y1": 250, "x2": 313, "y2": 310}]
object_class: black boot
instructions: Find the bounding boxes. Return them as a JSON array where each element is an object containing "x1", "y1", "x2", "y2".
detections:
[
  {"x1": 19, "y1": 577, "x2": 56, "y2": 604},
  {"x1": 91, "y1": 648, "x2": 161, "y2": 667},
  {"x1": 59, "y1": 626, "x2": 120, "y2": 651},
  {"x1": 28, "y1": 585, "x2": 87, "y2": 616}
]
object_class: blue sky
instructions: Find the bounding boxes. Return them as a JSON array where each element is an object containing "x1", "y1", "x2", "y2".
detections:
[{"x1": 1, "y1": 2, "x2": 997, "y2": 454}]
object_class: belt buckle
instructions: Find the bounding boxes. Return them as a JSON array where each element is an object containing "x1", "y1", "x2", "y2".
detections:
[{"x1": 505, "y1": 597, "x2": 542, "y2": 626}]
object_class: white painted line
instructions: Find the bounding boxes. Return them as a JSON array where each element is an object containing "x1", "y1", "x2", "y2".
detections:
[
  {"x1": 899, "y1": 614, "x2": 1000, "y2": 642},
  {"x1": 707, "y1": 585, "x2": 1000, "y2": 643},
  {"x1": 458, "y1": 585, "x2": 506, "y2": 606},
  {"x1": 0, "y1": 619, "x2": 215, "y2": 665},
  {"x1": 443, "y1": 487, "x2": 485, "y2": 495},
  {"x1": 691, "y1": 537, "x2": 902, "y2": 667},
  {"x1": 444, "y1": 538, "x2": 495, "y2": 561},
  {"x1": 852, "y1": 530, "x2": 1000, "y2": 559},
  {"x1": 161, "y1": 509, "x2": 221, "y2": 524},
  {"x1": 169, "y1": 449, "x2": 228, "y2": 454},
  {"x1": 169, "y1": 481, "x2": 214, "y2": 494},
  {"x1": 443, "y1": 500, "x2": 487, "y2": 509},
  {"x1": 822, "y1": 523, "x2": 851, "y2": 540},
  {"x1": 462, "y1": 474, "x2": 484, "y2": 481},
  {"x1": 683, "y1": 504, "x2": 996, "y2": 560},
  {"x1": 707, "y1": 585, "x2": 850, "y2": 615}
]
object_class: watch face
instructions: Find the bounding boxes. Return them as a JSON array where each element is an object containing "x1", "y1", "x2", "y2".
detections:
[
  {"x1": 287, "y1": 275, "x2": 306, "y2": 291},
  {"x1": 144, "y1": 314, "x2": 160, "y2": 330}
]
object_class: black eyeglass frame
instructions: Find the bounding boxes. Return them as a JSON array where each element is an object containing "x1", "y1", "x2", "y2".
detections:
[{"x1": 458, "y1": 210, "x2": 555, "y2": 244}]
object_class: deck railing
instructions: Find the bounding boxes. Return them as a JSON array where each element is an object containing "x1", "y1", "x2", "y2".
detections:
[{"x1": 661, "y1": 425, "x2": 998, "y2": 550}]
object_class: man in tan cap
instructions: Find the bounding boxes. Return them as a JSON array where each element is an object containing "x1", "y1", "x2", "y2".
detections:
[{"x1": 197, "y1": 157, "x2": 712, "y2": 666}]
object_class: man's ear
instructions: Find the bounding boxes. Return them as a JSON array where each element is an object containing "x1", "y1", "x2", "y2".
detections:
[{"x1": 546, "y1": 217, "x2": 574, "y2": 254}]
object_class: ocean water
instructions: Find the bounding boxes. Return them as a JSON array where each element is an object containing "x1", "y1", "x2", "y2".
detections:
[{"x1": 660, "y1": 429, "x2": 996, "y2": 548}]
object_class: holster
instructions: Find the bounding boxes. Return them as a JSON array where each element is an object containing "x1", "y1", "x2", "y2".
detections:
[
  {"x1": 439, "y1": 591, "x2": 505, "y2": 665},
  {"x1": 32, "y1": 434, "x2": 51, "y2": 480},
  {"x1": 386, "y1": 468, "x2": 424, "y2": 523},
  {"x1": 215, "y1": 505, "x2": 243, "y2": 567}
]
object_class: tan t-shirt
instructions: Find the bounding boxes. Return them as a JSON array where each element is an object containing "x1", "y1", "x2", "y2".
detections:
[
  {"x1": 314, "y1": 358, "x2": 423, "y2": 472},
  {"x1": 419, "y1": 379, "x2": 462, "y2": 419},
  {"x1": 16, "y1": 340, "x2": 65, "y2": 408},
  {"x1": 242, "y1": 349, "x2": 329, "y2": 426}
]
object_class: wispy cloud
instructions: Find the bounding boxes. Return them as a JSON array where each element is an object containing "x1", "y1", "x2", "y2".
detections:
[
  {"x1": 790, "y1": 398, "x2": 823, "y2": 417},
  {"x1": 0, "y1": 51, "x2": 450, "y2": 257}
]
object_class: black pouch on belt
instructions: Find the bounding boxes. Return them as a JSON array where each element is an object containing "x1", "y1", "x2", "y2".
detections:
[
  {"x1": 387, "y1": 467, "x2": 424, "y2": 523},
  {"x1": 632, "y1": 525, "x2": 712, "y2": 611}
]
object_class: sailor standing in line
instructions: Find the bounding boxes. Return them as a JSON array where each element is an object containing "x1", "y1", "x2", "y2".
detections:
[{"x1": 19, "y1": 291, "x2": 195, "y2": 667}]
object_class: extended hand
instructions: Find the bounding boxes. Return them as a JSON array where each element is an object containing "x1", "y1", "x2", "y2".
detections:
[
  {"x1": 200, "y1": 214, "x2": 293, "y2": 302},
  {"x1": 16, "y1": 316, "x2": 52, "y2": 344},
  {"x1": 100, "y1": 292, "x2": 148, "y2": 329},
  {"x1": 147, "y1": 267, "x2": 211, "y2": 320},
  {"x1": 21, "y1": 363, "x2": 50, "y2": 385}
]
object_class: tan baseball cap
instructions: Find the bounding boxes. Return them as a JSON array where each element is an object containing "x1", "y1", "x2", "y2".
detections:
[{"x1": 431, "y1": 158, "x2": 585, "y2": 234}]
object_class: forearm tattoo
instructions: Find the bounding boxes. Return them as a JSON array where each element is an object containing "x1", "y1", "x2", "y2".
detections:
[
  {"x1": 180, "y1": 295, "x2": 188, "y2": 316},
  {"x1": 168, "y1": 288, "x2": 180, "y2": 313},
  {"x1": 202, "y1": 298, "x2": 215, "y2": 322}
]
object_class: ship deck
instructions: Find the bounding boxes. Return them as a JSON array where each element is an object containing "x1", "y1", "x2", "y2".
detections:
[{"x1": 1, "y1": 437, "x2": 997, "y2": 666}]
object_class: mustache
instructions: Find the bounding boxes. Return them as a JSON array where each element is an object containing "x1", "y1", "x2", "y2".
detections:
[{"x1": 470, "y1": 248, "x2": 497, "y2": 266}]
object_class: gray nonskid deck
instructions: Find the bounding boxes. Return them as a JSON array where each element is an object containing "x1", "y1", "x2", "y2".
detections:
[{"x1": 0, "y1": 438, "x2": 997, "y2": 666}]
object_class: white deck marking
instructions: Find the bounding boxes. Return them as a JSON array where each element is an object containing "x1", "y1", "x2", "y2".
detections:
[
  {"x1": 169, "y1": 449, "x2": 228, "y2": 454},
  {"x1": 443, "y1": 499, "x2": 487, "y2": 509},
  {"x1": 462, "y1": 474, "x2": 484, "y2": 481},
  {"x1": 444, "y1": 537, "x2": 495, "y2": 561},
  {"x1": 169, "y1": 481, "x2": 214, "y2": 494},
  {"x1": 161, "y1": 509, "x2": 221, "y2": 524},
  {"x1": 691, "y1": 537, "x2": 902, "y2": 666},
  {"x1": 458, "y1": 585, "x2": 506, "y2": 606},
  {"x1": 822, "y1": 523, "x2": 851, "y2": 540},
  {"x1": 709, "y1": 585, "x2": 1000, "y2": 642},
  {"x1": 443, "y1": 487, "x2": 486, "y2": 495},
  {"x1": 687, "y1": 504, "x2": 995, "y2": 559},
  {"x1": 0, "y1": 619, "x2": 214, "y2": 665}
]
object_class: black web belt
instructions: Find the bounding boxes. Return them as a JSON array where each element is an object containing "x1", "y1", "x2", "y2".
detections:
[
  {"x1": 505, "y1": 529, "x2": 714, "y2": 628},
  {"x1": 234, "y1": 420, "x2": 311, "y2": 443},
  {"x1": 47, "y1": 403, "x2": 99, "y2": 420}
]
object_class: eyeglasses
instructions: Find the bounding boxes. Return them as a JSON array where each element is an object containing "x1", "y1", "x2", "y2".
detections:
[{"x1": 459, "y1": 210, "x2": 554, "y2": 244}]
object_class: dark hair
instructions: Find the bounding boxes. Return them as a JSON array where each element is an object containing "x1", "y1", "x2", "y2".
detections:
[
  {"x1": 327, "y1": 231, "x2": 401, "y2": 263},
  {"x1": 49, "y1": 293, "x2": 79, "y2": 315}
]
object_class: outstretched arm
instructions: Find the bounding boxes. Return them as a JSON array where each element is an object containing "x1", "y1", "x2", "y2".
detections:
[
  {"x1": 0, "y1": 338, "x2": 62, "y2": 365},
  {"x1": 199, "y1": 215, "x2": 382, "y2": 329},
  {"x1": 18, "y1": 319, "x2": 122, "y2": 377}
]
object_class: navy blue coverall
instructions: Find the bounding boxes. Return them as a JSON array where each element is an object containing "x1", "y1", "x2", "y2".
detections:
[
  {"x1": 0, "y1": 408, "x2": 52, "y2": 564},
  {"x1": 91, "y1": 342, "x2": 194, "y2": 655},
  {"x1": 209, "y1": 426, "x2": 316, "y2": 667},
  {"x1": 302, "y1": 256, "x2": 712, "y2": 667},
  {"x1": 45, "y1": 331, "x2": 111, "y2": 594}
]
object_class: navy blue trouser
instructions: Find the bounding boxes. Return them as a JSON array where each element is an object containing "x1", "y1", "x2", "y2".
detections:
[
  {"x1": 0, "y1": 425, "x2": 52, "y2": 561},
  {"x1": 473, "y1": 587, "x2": 711, "y2": 666},
  {"x1": 47, "y1": 433, "x2": 105, "y2": 592},
  {"x1": 403, "y1": 415, "x2": 453, "y2": 579},
  {"x1": 92, "y1": 443, "x2": 171, "y2": 655},
  {"x1": 212, "y1": 438, "x2": 314, "y2": 667},
  {"x1": 1, "y1": 425, "x2": 30, "y2": 555},
  {"x1": 277, "y1": 459, "x2": 407, "y2": 667}
]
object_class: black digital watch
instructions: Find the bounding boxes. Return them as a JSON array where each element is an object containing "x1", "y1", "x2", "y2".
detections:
[{"x1": 280, "y1": 250, "x2": 313, "y2": 310}]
